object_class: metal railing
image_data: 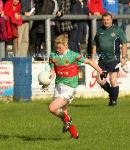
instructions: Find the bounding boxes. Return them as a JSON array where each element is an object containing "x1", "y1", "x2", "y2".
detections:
[
  {"x1": 1, "y1": 14, "x2": 130, "y2": 58},
  {"x1": 24, "y1": 14, "x2": 130, "y2": 56}
]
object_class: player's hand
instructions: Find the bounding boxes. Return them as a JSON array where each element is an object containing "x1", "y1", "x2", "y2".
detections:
[
  {"x1": 56, "y1": 11, "x2": 62, "y2": 17},
  {"x1": 50, "y1": 69, "x2": 55, "y2": 79},
  {"x1": 121, "y1": 58, "x2": 126, "y2": 66},
  {"x1": 100, "y1": 71, "x2": 108, "y2": 80}
]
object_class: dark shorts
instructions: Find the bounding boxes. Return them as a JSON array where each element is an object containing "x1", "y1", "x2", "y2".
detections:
[{"x1": 98, "y1": 60, "x2": 119, "y2": 72}]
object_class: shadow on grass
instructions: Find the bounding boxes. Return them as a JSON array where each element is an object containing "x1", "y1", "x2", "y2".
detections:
[
  {"x1": 44, "y1": 100, "x2": 108, "y2": 108},
  {"x1": 70, "y1": 104, "x2": 94, "y2": 108},
  {"x1": 44, "y1": 101, "x2": 93, "y2": 108},
  {"x1": 0, "y1": 134, "x2": 62, "y2": 141},
  {"x1": 0, "y1": 134, "x2": 9, "y2": 140},
  {"x1": 17, "y1": 135, "x2": 62, "y2": 141}
]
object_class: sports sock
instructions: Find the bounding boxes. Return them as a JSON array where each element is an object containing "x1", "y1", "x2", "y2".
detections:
[
  {"x1": 68, "y1": 124, "x2": 78, "y2": 139},
  {"x1": 56, "y1": 108, "x2": 64, "y2": 118},
  {"x1": 110, "y1": 86, "x2": 119, "y2": 102},
  {"x1": 63, "y1": 112, "x2": 71, "y2": 123},
  {"x1": 101, "y1": 81, "x2": 111, "y2": 93}
]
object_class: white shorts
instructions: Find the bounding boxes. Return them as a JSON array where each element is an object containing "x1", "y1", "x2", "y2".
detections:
[{"x1": 54, "y1": 83, "x2": 76, "y2": 103}]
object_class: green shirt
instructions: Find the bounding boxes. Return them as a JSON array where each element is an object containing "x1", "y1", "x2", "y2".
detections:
[
  {"x1": 93, "y1": 25, "x2": 127, "y2": 62},
  {"x1": 49, "y1": 50, "x2": 86, "y2": 88}
]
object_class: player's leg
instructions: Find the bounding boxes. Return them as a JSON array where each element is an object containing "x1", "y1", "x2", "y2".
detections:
[
  {"x1": 49, "y1": 97, "x2": 78, "y2": 139},
  {"x1": 96, "y1": 61, "x2": 111, "y2": 95},
  {"x1": 62, "y1": 105, "x2": 72, "y2": 132},
  {"x1": 49, "y1": 83, "x2": 78, "y2": 139},
  {"x1": 109, "y1": 72, "x2": 119, "y2": 106},
  {"x1": 62, "y1": 105, "x2": 72, "y2": 125},
  {"x1": 49, "y1": 97, "x2": 67, "y2": 118},
  {"x1": 62, "y1": 105, "x2": 78, "y2": 139},
  {"x1": 49, "y1": 99, "x2": 72, "y2": 124},
  {"x1": 97, "y1": 60, "x2": 119, "y2": 106},
  {"x1": 96, "y1": 72, "x2": 111, "y2": 94}
]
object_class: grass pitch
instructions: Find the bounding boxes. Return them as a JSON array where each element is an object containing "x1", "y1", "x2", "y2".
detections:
[{"x1": 0, "y1": 96, "x2": 130, "y2": 150}]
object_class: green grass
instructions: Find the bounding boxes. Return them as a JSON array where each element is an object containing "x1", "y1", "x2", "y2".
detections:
[{"x1": 0, "y1": 96, "x2": 130, "y2": 150}]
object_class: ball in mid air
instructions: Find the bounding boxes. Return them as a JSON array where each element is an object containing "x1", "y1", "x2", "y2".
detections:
[{"x1": 38, "y1": 71, "x2": 52, "y2": 85}]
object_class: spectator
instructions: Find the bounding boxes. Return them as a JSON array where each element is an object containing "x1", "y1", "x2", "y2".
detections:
[
  {"x1": 0, "y1": 0, "x2": 4, "y2": 17},
  {"x1": 87, "y1": 0, "x2": 105, "y2": 15},
  {"x1": 17, "y1": 0, "x2": 32, "y2": 57},
  {"x1": 0, "y1": 0, "x2": 6, "y2": 58},
  {"x1": 119, "y1": 0, "x2": 130, "y2": 33},
  {"x1": 103, "y1": 0, "x2": 119, "y2": 25},
  {"x1": 29, "y1": 0, "x2": 44, "y2": 59},
  {"x1": 51, "y1": 0, "x2": 60, "y2": 50},
  {"x1": 56, "y1": 0, "x2": 73, "y2": 34},
  {"x1": 86, "y1": 0, "x2": 105, "y2": 57},
  {"x1": 56, "y1": 0, "x2": 73, "y2": 50},
  {"x1": 30, "y1": 0, "x2": 57, "y2": 60},
  {"x1": 103, "y1": 0, "x2": 119, "y2": 15},
  {"x1": 69, "y1": 0, "x2": 88, "y2": 53},
  {"x1": 3, "y1": 0, "x2": 22, "y2": 56},
  {"x1": 91, "y1": 13, "x2": 127, "y2": 106}
]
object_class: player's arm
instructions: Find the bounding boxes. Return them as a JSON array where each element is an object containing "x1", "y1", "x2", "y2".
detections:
[
  {"x1": 119, "y1": 27, "x2": 128, "y2": 66},
  {"x1": 84, "y1": 58, "x2": 108, "y2": 79},
  {"x1": 84, "y1": 58, "x2": 103, "y2": 74},
  {"x1": 91, "y1": 31, "x2": 98, "y2": 60},
  {"x1": 91, "y1": 45, "x2": 97, "y2": 60},
  {"x1": 50, "y1": 67, "x2": 55, "y2": 79},
  {"x1": 76, "y1": 53, "x2": 107, "y2": 79},
  {"x1": 49, "y1": 53, "x2": 56, "y2": 79},
  {"x1": 75, "y1": 51, "x2": 102, "y2": 73},
  {"x1": 121, "y1": 43, "x2": 127, "y2": 65}
]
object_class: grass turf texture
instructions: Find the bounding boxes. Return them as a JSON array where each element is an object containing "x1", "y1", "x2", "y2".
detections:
[{"x1": 0, "y1": 96, "x2": 130, "y2": 150}]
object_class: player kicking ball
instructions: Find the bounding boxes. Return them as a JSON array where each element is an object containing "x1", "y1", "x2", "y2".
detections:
[{"x1": 48, "y1": 34, "x2": 106, "y2": 139}]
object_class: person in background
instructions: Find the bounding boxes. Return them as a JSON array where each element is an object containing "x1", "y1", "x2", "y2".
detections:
[
  {"x1": 16, "y1": 0, "x2": 32, "y2": 57},
  {"x1": 30, "y1": 0, "x2": 57, "y2": 60},
  {"x1": 48, "y1": 34, "x2": 106, "y2": 139},
  {"x1": 29, "y1": 0, "x2": 44, "y2": 59},
  {"x1": 0, "y1": 0, "x2": 4, "y2": 17},
  {"x1": 119, "y1": 0, "x2": 130, "y2": 33},
  {"x1": 51, "y1": 0, "x2": 60, "y2": 50},
  {"x1": 69, "y1": 0, "x2": 88, "y2": 53},
  {"x1": 3, "y1": 0, "x2": 22, "y2": 56},
  {"x1": 86, "y1": 0, "x2": 106, "y2": 57},
  {"x1": 0, "y1": 0, "x2": 6, "y2": 58},
  {"x1": 103, "y1": 0, "x2": 119, "y2": 15},
  {"x1": 87, "y1": 0, "x2": 105, "y2": 16},
  {"x1": 103, "y1": 0, "x2": 119, "y2": 25},
  {"x1": 91, "y1": 13, "x2": 127, "y2": 106},
  {"x1": 56, "y1": 0, "x2": 73, "y2": 48}
]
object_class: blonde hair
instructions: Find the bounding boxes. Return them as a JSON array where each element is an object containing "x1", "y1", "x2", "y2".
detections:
[{"x1": 55, "y1": 34, "x2": 68, "y2": 47}]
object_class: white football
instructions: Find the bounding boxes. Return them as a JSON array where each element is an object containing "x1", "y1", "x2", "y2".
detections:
[{"x1": 38, "y1": 71, "x2": 52, "y2": 85}]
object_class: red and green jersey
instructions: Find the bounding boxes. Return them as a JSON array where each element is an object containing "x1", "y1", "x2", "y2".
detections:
[{"x1": 49, "y1": 50, "x2": 86, "y2": 88}]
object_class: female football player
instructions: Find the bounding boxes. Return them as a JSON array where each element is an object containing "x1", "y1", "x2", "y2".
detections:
[{"x1": 48, "y1": 34, "x2": 105, "y2": 139}]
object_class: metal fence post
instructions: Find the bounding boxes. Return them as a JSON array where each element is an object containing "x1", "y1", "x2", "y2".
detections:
[
  {"x1": 0, "y1": 42, "x2": 5, "y2": 58},
  {"x1": 91, "y1": 18, "x2": 97, "y2": 41},
  {"x1": 45, "y1": 18, "x2": 51, "y2": 59}
]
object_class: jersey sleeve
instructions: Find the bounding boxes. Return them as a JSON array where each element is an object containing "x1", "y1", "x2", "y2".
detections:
[
  {"x1": 75, "y1": 52, "x2": 86, "y2": 63},
  {"x1": 49, "y1": 52, "x2": 54, "y2": 68},
  {"x1": 119, "y1": 28, "x2": 127, "y2": 44}
]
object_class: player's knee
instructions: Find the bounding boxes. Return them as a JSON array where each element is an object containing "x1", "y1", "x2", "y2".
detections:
[
  {"x1": 96, "y1": 76, "x2": 106, "y2": 86},
  {"x1": 48, "y1": 105, "x2": 56, "y2": 113},
  {"x1": 110, "y1": 81, "x2": 117, "y2": 87},
  {"x1": 110, "y1": 78, "x2": 117, "y2": 87}
]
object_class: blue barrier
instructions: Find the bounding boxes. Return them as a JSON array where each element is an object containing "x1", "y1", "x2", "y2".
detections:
[
  {"x1": 14, "y1": 85, "x2": 32, "y2": 101},
  {"x1": 2, "y1": 57, "x2": 32, "y2": 101}
]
